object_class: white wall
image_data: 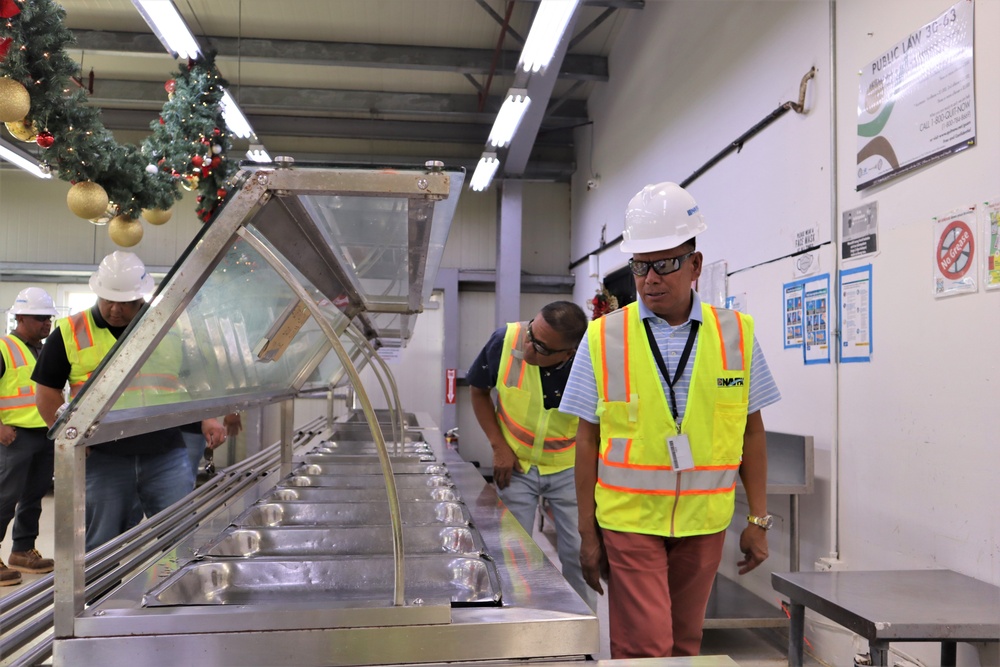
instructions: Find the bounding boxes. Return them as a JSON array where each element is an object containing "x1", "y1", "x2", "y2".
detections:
[{"x1": 569, "y1": 1, "x2": 998, "y2": 665}]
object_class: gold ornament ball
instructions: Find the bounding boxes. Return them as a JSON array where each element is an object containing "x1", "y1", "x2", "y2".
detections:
[
  {"x1": 141, "y1": 208, "x2": 173, "y2": 225},
  {"x1": 0, "y1": 78, "x2": 31, "y2": 124},
  {"x1": 67, "y1": 181, "x2": 111, "y2": 220},
  {"x1": 108, "y1": 216, "x2": 144, "y2": 247},
  {"x1": 4, "y1": 118, "x2": 38, "y2": 142}
]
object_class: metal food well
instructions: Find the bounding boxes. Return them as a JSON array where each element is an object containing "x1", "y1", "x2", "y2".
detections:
[{"x1": 21, "y1": 162, "x2": 597, "y2": 667}]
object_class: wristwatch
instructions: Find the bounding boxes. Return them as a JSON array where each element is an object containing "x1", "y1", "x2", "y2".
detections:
[{"x1": 747, "y1": 514, "x2": 774, "y2": 530}]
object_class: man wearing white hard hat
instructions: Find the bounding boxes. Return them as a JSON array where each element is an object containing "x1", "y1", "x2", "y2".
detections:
[
  {"x1": 560, "y1": 183, "x2": 781, "y2": 658},
  {"x1": 0, "y1": 288, "x2": 59, "y2": 585},
  {"x1": 32, "y1": 251, "x2": 222, "y2": 550}
]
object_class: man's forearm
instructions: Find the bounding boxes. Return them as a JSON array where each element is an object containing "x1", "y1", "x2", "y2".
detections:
[
  {"x1": 738, "y1": 410, "x2": 768, "y2": 517},
  {"x1": 575, "y1": 419, "x2": 601, "y2": 530},
  {"x1": 36, "y1": 384, "x2": 65, "y2": 428},
  {"x1": 469, "y1": 386, "x2": 506, "y2": 448}
]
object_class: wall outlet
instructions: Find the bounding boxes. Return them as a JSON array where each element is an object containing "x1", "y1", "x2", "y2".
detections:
[{"x1": 814, "y1": 556, "x2": 848, "y2": 571}]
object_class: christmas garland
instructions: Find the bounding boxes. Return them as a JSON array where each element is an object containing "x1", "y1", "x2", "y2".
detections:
[{"x1": 0, "y1": 0, "x2": 237, "y2": 247}]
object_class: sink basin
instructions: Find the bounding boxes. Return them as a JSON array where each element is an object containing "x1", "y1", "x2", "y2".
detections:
[
  {"x1": 232, "y1": 501, "x2": 469, "y2": 527},
  {"x1": 199, "y1": 525, "x2": 483, "y2": 558},
  {"x1": 264, "y1": 486, "x2": 459, "y2": 503},
  {"x1": 282, "y1": 474, "x2": 453, "y2": 489},
  {"x1": 143, "y1": 556, "x2": 501, "y2": 606}
]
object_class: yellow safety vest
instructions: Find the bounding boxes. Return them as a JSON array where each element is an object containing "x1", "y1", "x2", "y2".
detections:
[
  {"x1": 495, "y1": 322, "x2": 579, "y2": 475},
  {"x1": 589, "y1": 302, "x2": 753, "y2": 537},
  {"x1": 0, "y1": 335, "x2": 47, "y2": 428},
  {"x1": 59, "y1": 309, "x2": 184, "y2": 407}
]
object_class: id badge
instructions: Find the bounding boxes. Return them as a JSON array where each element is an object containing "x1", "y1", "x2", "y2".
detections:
[{"x1": 667, "y1": 434, "x2": 695, "y2": 471}]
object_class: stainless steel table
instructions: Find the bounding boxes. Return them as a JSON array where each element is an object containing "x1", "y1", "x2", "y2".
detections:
[{"x1": 772, "y1": 569, "x2": 1000, "y2": 666}]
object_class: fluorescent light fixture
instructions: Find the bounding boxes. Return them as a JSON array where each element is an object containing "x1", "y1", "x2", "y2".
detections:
[
  {"x1": 487, "y1": 90, "x2": 531, "y2": 148},
  {"x1": 246, "y1": 143, "x2": 272, "y2": 163},
  {"x1": 470, "y1": 153, "x2": 500, "y2": 192},
  {"x1": 220, "y1": 89, "x2": 255, "y2": 139},
  {"x1": 518, "y1": 0, "x2": 581, "y2": 74},
  {"x1": 0, "y1": 139, "x2": 51, "y2": 179},
  {"x1": 131, "y1": 0, "x2": 202, "y2": 60}
]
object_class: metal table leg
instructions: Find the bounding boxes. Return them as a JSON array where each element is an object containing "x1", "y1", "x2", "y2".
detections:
[
  {"x1": 870, "y1": 640, "x2": 889, "y2": 666},
  {"x1": 941, "y1": 640, "x2": 957, "y2": 666},
  {"x1": 788, "y1": 601, "x2": 805, "y2": 667}
]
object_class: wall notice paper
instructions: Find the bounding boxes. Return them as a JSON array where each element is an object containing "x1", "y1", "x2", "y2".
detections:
[
  {"x1": 933, "y1": 206, "x2": 977, "y2": 297},
  {"x1": 699, "y1": 260, "x2": 728, "y2": 308},
  {"x1": 984, "y1": 200, "x2": 1000, "y2": 291},
  {"x1": 783, "y1": 282, "x2": 804, "y2": 349},
  {"x1": 840, "y1": 265, "x2": 872, "y2": 363},
  {"x1": 856, "y1": 0, "x2": 975, "y2": 191},
  {"x1": 793, "y1": 250, "x2": 820, "y2": 279},
  {"x1": 842, "y1": 202, "x2": 879, "y2": 260},
  {"x1": 803, "y1": 274, "x2": 831, "y2": 365}
]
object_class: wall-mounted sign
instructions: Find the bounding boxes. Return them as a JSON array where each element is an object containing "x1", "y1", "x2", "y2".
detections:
[
  {"x1": 933, "y1": 207, "x2": 977, "y2": 297},
  {"x1": 856, "y1": 0, "x2": 975, "y2": 190},
  {"x1": 842, "y1": 202, "x2": 879, "y2": 260}
]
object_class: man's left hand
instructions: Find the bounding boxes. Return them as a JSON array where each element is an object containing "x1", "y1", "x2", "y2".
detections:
[
  {"x1": 737, "y1": 525, "x2": 769, "y2": 574},
  {"x1": 201, "y1": 418, "x2": 227, "y2": 449}
]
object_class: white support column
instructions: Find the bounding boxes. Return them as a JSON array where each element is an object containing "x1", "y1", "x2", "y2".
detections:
[{"x1": 495, "y1": 179, "x2": 524, "y2": 327}]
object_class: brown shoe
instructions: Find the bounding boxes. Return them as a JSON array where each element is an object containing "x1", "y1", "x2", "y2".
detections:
[
  {"x1": 0, "y1": 558, "x2": 23, "y2": 586},
  {"x1": 8, "y1": 548, "x2": 54, "y2": 574}
]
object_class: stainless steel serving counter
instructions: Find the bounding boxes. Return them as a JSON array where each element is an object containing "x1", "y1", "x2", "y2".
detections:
[{"x1": 55, "y1": 415, "x2": 599, "y2": 666}]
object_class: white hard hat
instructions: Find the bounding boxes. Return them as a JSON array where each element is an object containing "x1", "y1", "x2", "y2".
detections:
[
  {"x1": 10, "y1": 287, "x2": 58, "y2": 316},
  {"x1": 620, "y1": 182, "x2": 708, "y2": 254},
  {"x1": 88, "y1": 251, "x2": 154, "y2": 302}
]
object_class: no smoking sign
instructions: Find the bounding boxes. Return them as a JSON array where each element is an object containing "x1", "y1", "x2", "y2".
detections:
[{"x1": 937, "y1": 219, "x2": 975, "y2": 279}]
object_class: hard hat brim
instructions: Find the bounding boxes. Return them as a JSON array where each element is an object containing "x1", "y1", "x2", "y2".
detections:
[
  {"x1": 620, "y1": 231, "x2": 699, "y2": 255},
  {"x1": 89, "y1": 272, "x2": 154, "y2": 302},
  {"x1": 12, "y1": 307, "x2": 59, "y2": 316}
]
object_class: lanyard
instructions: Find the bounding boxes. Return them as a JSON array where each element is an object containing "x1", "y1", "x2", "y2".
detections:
[{"x1": 643, "y1": 319, "x2": 700, "y2": 422}]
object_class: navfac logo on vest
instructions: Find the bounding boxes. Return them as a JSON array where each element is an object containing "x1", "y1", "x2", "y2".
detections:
[{"x1": 717, "y1": 378, "x2": 745, "y2": 387}]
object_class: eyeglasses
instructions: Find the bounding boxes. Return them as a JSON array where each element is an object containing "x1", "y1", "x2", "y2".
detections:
[
  {"x1": 25, "y1": 315, "x2": 53, "y2": 323},
  {"x1": 628, "y1": 251, "x2": 695, "y2": 277},
  {"x1": 526, "y1": 318, "x2": 573, "y2": 356}
]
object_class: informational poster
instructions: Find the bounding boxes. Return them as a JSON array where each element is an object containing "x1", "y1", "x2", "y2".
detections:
[
  {"x1": 793, "y1": 250, "x2": 820, "y2": 279},
  {"x1": 802, "y1": 274, "x2": 831, "y2": 365},
  {"x1": 983, "y1": 200, "x2": 1000, "y2": 291},
  {"x1": 932, "y1": 207, "x2": 977, "y2": 297},
  {"x1": 856, "y1": 0, "x2": 976, "y2": 190},
  {"x1": 840, "y1": 265, "x2": 873, "y2": 363},
  {"x1": 377, "y1": 345, "x2": 402, "y2": 365},
  {"x1": 842, "y1": 202, "x2": 879, "y2": 260},
  {"x1": 782, "y1": 282, "x2": 804, "y2": 349}
]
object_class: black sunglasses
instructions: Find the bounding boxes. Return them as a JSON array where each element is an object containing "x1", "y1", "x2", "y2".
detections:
[
  {"x1": 526, "y1": 318, "x2": 573, "y2": 356},
  {"x1": 25, "y1": 315, "x2": 53, "y2": 323},
  {"x1": 628, "y1": 251, "x2": 695, "y2": 277}
]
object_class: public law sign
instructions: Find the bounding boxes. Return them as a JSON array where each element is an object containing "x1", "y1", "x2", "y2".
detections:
[{"x1": 856, "y1": 0, "x2": 975, "y2": 190}]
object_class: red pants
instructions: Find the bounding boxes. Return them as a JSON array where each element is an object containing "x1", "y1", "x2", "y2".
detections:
[{"x1": 603, "y1": 528, "x2": 726, "y2": 658}]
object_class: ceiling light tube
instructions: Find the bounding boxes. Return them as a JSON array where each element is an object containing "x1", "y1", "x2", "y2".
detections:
[
  {"x1": 0, "y1": 139, "x2": 51, "y2": 179},
  {"x1": 246, "y1": 144, "x2": 272, "y2": 163},
  {"x1": 518, "y1": 0, "x2": 581, "y2": 74},
  {"x1": 470, "y1": 154, "x2": 500, "y2": 192},
  {"x1": 220, "y1": 89, "x2": 255, "y2": 139},
  {"x1": 131, "y1": 0, "x2": 202, "y2": 60},
  {"x1": 487, "y1": 90, "x2": 531, "y2": 148}
]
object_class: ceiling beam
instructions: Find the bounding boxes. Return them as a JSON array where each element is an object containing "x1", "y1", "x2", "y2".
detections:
[
  {"x1": 89, "y1": 78, "x2": 587, "y2": 124},
  {"x1": 70, "y1": 30, "x2": 609, "y2": 82}
]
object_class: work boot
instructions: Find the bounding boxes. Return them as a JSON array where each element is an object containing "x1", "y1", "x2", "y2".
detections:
[
  {"x1": 8, "y1": 548, "x2": 54, "y2": 574},
  {"x1": 0, "y1": 558, "x2": 22, "y2": 586}
]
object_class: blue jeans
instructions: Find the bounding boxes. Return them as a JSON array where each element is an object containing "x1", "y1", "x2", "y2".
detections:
[
  {"x1": 497, "y1": 465, "x2": 597, "y2": 610},
  {"x1": 0, "y1": 428, "x2": 53, "y2": 552},
  {"x1": 85, "y1": 446, "x2": 194, "y2": 551},
  {"x1": 181, "y1": 431, "x2": 206, "y2": 480}
]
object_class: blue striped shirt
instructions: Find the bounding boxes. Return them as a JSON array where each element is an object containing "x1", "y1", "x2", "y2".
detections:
[{"x1": 559, "y1": 291, "x2": 781, "y2": 425}]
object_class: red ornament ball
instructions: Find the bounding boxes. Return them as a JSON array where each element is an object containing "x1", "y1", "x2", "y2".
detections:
[
  {"x1": 216, "y1": 188, "x2": 227, "y2": 198},
  {"x1": 191, "y1": 155, "x2": 203, "y2": 167},
  {"x1": 35, "y1": 131, "x2": 54, "y2": 148},
  {"x1": 159, "y1": 117, "x2": 164, "y2": 125},
  {"x1": 210, "y1": 156, "x2": 221, "y2": 168},
  {"x1": 164, "y1": 79, "x2": 176, "y2": 94},
  {"x1": 196, "y1": 195, "x2": 204, "y2": 203},
  {"x1": 212, "y1": 128, "x2": 221, "y2": 136}
]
